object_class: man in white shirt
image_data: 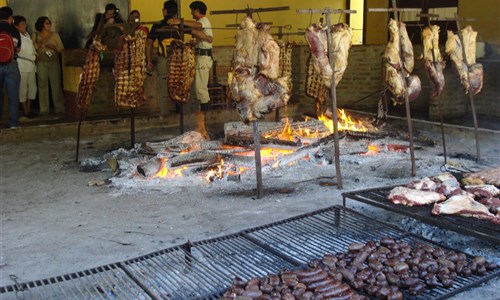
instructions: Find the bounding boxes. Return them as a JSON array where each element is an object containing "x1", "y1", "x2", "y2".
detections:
[{"x1": 168, "y1": 1, "x2": 213, "y2": 111}]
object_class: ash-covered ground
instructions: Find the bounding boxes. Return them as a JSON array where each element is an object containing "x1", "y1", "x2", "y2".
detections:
[{"x1": 1, "y1": 120, "x2": 499, "y2": 299}]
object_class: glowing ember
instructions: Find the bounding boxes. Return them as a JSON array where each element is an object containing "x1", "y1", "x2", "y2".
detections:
[
  {"x1": 206, "y1": 159, "x2": 225, "y2": 181},
  {"x1": 363, "y1": 144, "x2": 381, "y2": 156}
]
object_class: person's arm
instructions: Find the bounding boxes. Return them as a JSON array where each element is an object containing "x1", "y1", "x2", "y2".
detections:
[
  {"x1": 190, "y1": 29, "x2": 212, "y2": 43},
  {"x1": 167, "y1": 18, "x2": 202, "y2": 29}
]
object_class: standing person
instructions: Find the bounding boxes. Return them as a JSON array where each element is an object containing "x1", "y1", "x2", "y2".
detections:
[
  {"x1": 168, "y1": 1, "x2": 213, "y2": 112},
  {"x1": 13, "y1": 15, "x2": 37, "y2": 120},
  {"x1": 87, "y1": 3, "x2": 124, "y2": 49},
  {"x1": 128, "y1": 10, "x2": 149, "y2": 35},
  {"x1": 33, "y1": 16, "x2": 65, "y2": 116},
  {"x1": 0, "y1": 6, "x2": 21, "y2": 128},
  {"x1": 146, "y1": 0, "x2": 181, "y2": 116}
]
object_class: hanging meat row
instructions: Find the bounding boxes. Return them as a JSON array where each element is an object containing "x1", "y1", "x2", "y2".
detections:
[
  {"x1": 76, "y1": 38, "x2": 107, "y2": 113},
  {"x1": 167, "y1": 40, "x2": 196, "y2": 103},
  {"x1": 113, "y1": 30, "x2": 147, "y2": 108},
  {"x1": 228, "y1": 17, "x2": 292, "y2": 124}
]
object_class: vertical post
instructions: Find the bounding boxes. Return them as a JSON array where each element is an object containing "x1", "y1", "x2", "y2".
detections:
[
  {"x1": 130, "y1": 108, "x2": 135, "y2": 149},
  {"x1": 75, "y1": 112, "x2": 83, "y2": 162},
  {"x1": 180, "y1": 103, "x2": 184, "y2": 134},
  {"x1": 325, "y1": 11, "x2": 343, "y2": 189},
  {"x1": 425, "y1": 17, "x2": 447, "y2": 164},
  {"x1": 455, "y1": 14, "x2": 480, "y2": 160},
  {"x1": 392, "y1": 0, "x2": 416, "y2": 176},
  {"x1": 253, "y1": 122, "x2": 263, "y2": 199}
]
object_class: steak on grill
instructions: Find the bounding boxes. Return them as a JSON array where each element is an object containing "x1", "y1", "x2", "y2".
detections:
[
  {"x1": 388, "y1": 186, "x2": 446, "y2": 206},
  {"x1": 432, "y1": 193, "x2": 500, "y2": 224}
]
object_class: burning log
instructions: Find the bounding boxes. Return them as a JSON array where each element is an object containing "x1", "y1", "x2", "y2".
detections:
[
  {"x1": 224, "y1": 120, "x2": 331, "y2": 144},
  {"x1": 167, "y1": 151, "x2": 222, "y2": 168},
  {"x1": 142, "y1": 131, "x2": 223, "y2": 155},
  {"x1": 137, "y1": 157, "x2": 163, "y2": 178}
]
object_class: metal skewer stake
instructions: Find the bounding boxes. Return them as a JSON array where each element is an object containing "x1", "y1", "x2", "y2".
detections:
[
  {"x1": 369, "y1": 1, "x2": 421, "y2": 177},
  {"x1": 297, "y1": 8, "x2": 357, "y2": 189},
  {"x1": 418, "y1": 13, "x2": 448, "y2": 164},
  {"x1": 447, "y1": 14, "x2": 481, "y2": 160},
  {"x1": 130, "y1": 108, "x2": 135, "y2": 149}
]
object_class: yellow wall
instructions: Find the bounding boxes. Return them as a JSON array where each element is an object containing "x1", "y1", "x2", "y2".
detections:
[
  {"x1": 0, "y1": 0, "x2": 6, "y2": 6},
  {"x1": 131, "y1": 0, "x2": 349, "y2": 46},
  {"x1": 364, "y1": 0, "x2": 500, "y2": 45}
]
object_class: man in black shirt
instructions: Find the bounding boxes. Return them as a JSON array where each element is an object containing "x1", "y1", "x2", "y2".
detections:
[
  {"x1": 146, "y1": 0, "x2": 181, "y2": 116},
  {"x1": 0, "y1": 6, "x2": 21, "y2": 128}
]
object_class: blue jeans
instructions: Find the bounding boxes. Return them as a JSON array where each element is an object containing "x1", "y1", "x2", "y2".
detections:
[{"x1": 0, "y1": 61, "x2": 21, "y2": 127}]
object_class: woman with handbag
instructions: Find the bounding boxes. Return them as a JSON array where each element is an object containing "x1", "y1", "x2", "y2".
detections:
[{"x1": 33, "y1": 16, "x2": 65, "y2": 115}]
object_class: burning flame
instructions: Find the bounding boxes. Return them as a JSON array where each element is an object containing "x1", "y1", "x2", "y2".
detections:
[
  {"x1": 318, "y1": 109, "x2": 368, "y2": 133},
  {"x1": 206, "y1": 159, "x2": 225, "y2": 181},
  {"x1": 154, "y1": 159, "x2": 187, "y2": 178}
]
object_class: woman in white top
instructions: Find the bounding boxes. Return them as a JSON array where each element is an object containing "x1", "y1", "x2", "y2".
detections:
[{"x1": 13, "y1": 15, "x2": 37, "y2": 119}]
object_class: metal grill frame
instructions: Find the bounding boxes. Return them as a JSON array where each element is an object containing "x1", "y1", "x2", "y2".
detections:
[
  {"x1": 1, "y1": 206, "x2": 499, "y2": 300},
  {"x1": 342, "y1": 185, "x2": 500, "y2": 244}
]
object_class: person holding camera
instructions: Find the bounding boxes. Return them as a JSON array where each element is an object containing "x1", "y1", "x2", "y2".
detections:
[
  {"x1": 87, "y1": 3, "x2": 124, "y2": 49},
  {"x1": 33, "y1": 16, "x2": 65, "y2": 115}
]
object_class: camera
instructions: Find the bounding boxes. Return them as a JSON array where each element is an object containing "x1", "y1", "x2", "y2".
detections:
[
  {"x1": 134, "y1": 18, "x2": 139, "y2": 22},
  {"x1": 45, "y1": 50, "x2": 53, "y2": 58}
]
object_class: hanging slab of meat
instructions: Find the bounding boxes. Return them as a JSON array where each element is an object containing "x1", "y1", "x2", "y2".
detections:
[
  {"x1": 277, "y1": 40, "x2": 293, "y2": 90},
  {"x1": 305, "y1": 23, "x2": 333, "y2": 88},
  {"x1": 113, "y1": 31, "x2": 148, "y2": 108},
  {"x1": 167, "y1": 39, "x2": 196, "y2": 103},
  {"x1": 432, "y1": 194, "x2": 500, "y2": 225},
  {"x1": 445, "y1": 26, "x2": 483, "y2": 95},
  {"x1": 77, "y1": 38, "x2": 107, "y2": 113},
  {"x1": 257, "y1": 23, "x2": 280, "y2": 80},
  {"x1": 331, "y1": 23, "x2": 353, "y2": 86},
  {"x1": 229, "y1": 17, "x2": 291, "y2": 124},
  {"x1": 383, "y1": 19, "x2": 421, "y2": 105},
  {"x1": 422, "y1": 26, "x2": 446, "y2": 97},
  {"x1": 388, "y1": 186, "x2": 446, "y2": 206},
  {"x1": 233, "y1": 16, "x2": 259, "y2": 69}
]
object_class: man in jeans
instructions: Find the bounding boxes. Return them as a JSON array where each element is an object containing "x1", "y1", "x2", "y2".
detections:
[{"x1": 0, "y1": 6, "x2": 21, "y2": 128}]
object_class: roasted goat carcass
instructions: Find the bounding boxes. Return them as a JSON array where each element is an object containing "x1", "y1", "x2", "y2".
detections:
[
  {"x1": 228, "y1": 17, "x2": 291, "y2": 123},
  {"x1": 305, "y1": 23, "x2": 352, "y2": 115},
  {"x1": 389, "y1": 186, "x2": 446, "y2": 206},
  {"x1": 422, "y1": 25, "x2": 446, "y2": 97},
  {"x1": 383, "y1": 19, "x2": 421, "y2": 105},
  {"x1": 167, "y1": 40, "x2": 196, "y2": 103},
  {"x1": 445, "y1": 26, "x2": 483, "y2": 95},
  {"x1": 113, "y1": 30, "x2": 147, "y2": 108},
  {"x1": 77, "y1": 38, "x2": 107, "y2": 112},
  {"x1": 432, "y1": 193, "x2": 500, "y2": 224},
  {"x1": 277, "y1": 39, "x2": 293, "y2": 90}
]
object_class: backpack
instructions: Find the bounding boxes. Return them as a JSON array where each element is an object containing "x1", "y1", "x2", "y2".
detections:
[{"x1": 0, "y1": 31, "x2": 15, "y2": 64}]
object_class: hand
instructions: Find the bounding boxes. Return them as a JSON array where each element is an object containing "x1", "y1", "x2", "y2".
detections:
[{"x1": 167, "y1": 18, "x2": 179, "y2": 25}]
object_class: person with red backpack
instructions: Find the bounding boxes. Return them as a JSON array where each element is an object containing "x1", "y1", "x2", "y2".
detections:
[{"x1": 0, "y1": 6, "x2": 21, "y2": 128}]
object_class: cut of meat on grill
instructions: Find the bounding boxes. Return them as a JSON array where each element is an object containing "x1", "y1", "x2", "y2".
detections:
[
  {"x1": 432, "y1": 194, "x2": 500, "y2": 225},
  {"x1": 113, "y1": 30, "x2": 147, "y2": 108},
  {"x1": 406, "y1": 177, "x2": 438, "y2": 191},
  {"x1": 431, "y1": 173, "x2": 463, "y2": 197},
  {"x1": 228, "y1": 17, "x2": 291, "y2": 124},
  {"x1": 305, "y1": 23, "x2": 333, "y2": 88},
  {"x1": 477, "y1": 197, "x2": 500, "y2": 214},
  {"x1": 383, "y1": 19, "x2": 421, "y2": 105},
  {"x1": 466, "y1": 185, "x2": 500, "y2": 198},
  {"x1": 445, "y1": 26, "x2": 483, "y2": 95},
  {"x1": 167, "y1": 40, "x2": 196, "y2": 103},
  {"x1": 331, "y1": 23, "x2": 353, "y2": 87},
  {"x1": 388, "y1": 186, "x2": 446, "y2": 206},
  {"x1": 257, "y1": 23, "x2": 280, "y2": 80},
  {"x1": 77, "y1": 38, "x2": 107, "y2": 113},
  {"x1": 422, "y1": 25, "x2": 446, "y2": 97},
  {"x1": 462, "y1": 167, "x2": 500, "y2": 187}
]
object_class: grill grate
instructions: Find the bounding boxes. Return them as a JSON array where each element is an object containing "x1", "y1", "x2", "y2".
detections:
[
  {"x1": 1, "y1": 206, "x2": 498, "y2": 299},
  {"x1": 342, "y1": 186, "x2": 500, "y2": 244}
]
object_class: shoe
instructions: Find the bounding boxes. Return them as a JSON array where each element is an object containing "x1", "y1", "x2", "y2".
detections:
[
  {"x1": 8, "y1": 126, "x2": 19, "y2": 129},
  {"x1": 19, "y1": 116, "x2": 31, "y2": 122}
]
